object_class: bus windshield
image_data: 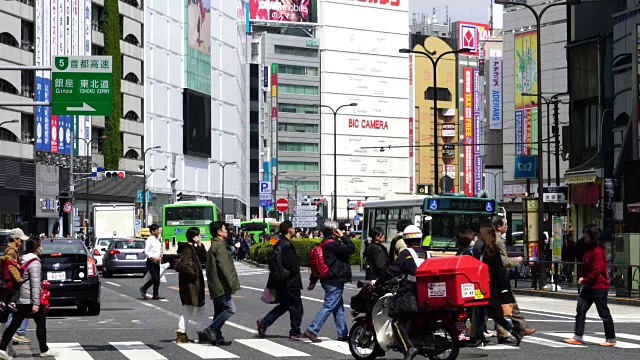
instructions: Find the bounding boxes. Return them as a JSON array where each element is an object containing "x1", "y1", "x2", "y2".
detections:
[
  {"x1": 165, "y1": 206, "x2": 213, "y2": 226},
  {"x1": 240, "y1": 223, "x2": 267, "y2": 232},
  {"x1": 423, "y1": 213, "x2": 488, "y2": 249}
]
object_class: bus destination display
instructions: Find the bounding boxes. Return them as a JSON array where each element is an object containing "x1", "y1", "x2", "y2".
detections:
[{"x1": 426, "y1": 198, "x2": 495, "y2": 213}]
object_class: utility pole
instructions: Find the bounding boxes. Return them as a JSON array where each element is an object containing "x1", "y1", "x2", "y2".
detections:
[{"x1": 553, "y1": 101, "x2": 560, "y2": 186}]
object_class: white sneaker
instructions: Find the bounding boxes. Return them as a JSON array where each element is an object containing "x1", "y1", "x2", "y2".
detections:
[
  {"x1": 0, "y1": 349, "x2": 13, "y2": 360},
  {"x1": 40, "y1": 349, "x2": 59, "y2": 357}
]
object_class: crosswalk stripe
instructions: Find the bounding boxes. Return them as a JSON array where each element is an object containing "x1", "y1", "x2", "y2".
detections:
[
  {"x1": 521, "y1": 336, "x2": 586, "y2": 348},
  {"x1": 49, "y1": 342, "x2": 93, "y2": 360},
  {"x1": 176, "y1": 342, "x2": 239, "y2": 359},
  {"x1": 479, "y1": 344, "x2": 518, "y2": 350},
  {"x1": 110, "y1": 341, "x2": 168, "y2": 359},
  {"x1": 546, "y1": 333, "x2": 640, "y2": 349},
  {"x1": 237, "y1": 339, "x2": 310, "y2": 357},
  {"x1": 596, "y1": 332, "x2": 640, "y2": 341},
  {"x1": 294, "y1": 337, "x2": 352, "y2": 355}
]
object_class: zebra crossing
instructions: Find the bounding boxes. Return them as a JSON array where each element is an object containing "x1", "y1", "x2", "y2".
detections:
[{"x1": 8, "y1": 332, "x2": 640, "y2": 359}]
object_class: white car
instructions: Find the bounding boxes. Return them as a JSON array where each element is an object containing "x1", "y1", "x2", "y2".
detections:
[{"x1": 92, "y1": 238, "x2": 117, "y2": 269}]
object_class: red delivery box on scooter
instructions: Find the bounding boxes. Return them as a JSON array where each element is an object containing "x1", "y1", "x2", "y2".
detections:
[{"x1": 415, "y1": 255, "x2": 490, "y2": 309}]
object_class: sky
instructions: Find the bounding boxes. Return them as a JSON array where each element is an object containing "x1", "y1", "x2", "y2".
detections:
[{"x1": 409, "y1": 0, "x2": 491, "y2": 25}]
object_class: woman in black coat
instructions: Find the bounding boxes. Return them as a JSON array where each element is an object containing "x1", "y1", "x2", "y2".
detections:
[
  {"x1": 364, "y1": 227, "x2": 389, "y2": 280},
  {"x1": 175, "y1": 227, "x2": 207, "y2": 344},
  {"x1": 474, "y1": 222, "x2": 523, "y2": 346}
]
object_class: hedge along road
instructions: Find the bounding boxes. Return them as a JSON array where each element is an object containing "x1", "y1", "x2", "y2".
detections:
[{"x1": 248, "y1": 237, "x2": 363, "y2": 266}]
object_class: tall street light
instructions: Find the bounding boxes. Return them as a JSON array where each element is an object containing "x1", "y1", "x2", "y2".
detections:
[
  {"x1": 400, "y1": 47, "x2": 470, "y2": 195},
  {"x1": 78, "y1": 135, "x2": 107, "y2": 229},
  {"x1": 496, "y1": 0, "x2": 581, "y2": 288},
  {"x1": 0, "y1": 119, "x2": 19, "y2": 128},
  {"x1": 282, "y1": 176, "x2": 306, "y2": 204},
  {"x1": 211, "y1": 160, "x2": 238, "y2": 218},
  {"x1": 485, "y1": 170, "x2": 507, "y2": 201},
  {"x1": 137, "y1": 145, "x2": 161, "y2": 227},
  {"x1": 314, "y1": 103, "x2": 358, "y2": 221}
]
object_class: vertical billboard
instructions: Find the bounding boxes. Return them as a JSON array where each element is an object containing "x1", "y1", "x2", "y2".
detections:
[
  {"x1": 409, "y1": 53, "x2": 414, "y2": 193},
  {"x1": 36, "y1": 0, "x2": 88, "y2": 155},
  {"x1": 514, "y1": 30, "x2": 538, "y2": 155},
  {"x1": 489, "y1": 55, "x2": 502, "y2": 130},
  {"x1": 473, "y1": 69, "x2": 482, "y2": 196},
  {"x1": 463, "y1": 68, "x2": 474, "y2": 196},
  {"x1": 84, "y1": 0, "x2": 92, "y2": 157},
  {"x1": 249, "y1": 0, "x2": 317, "y2": 24}
]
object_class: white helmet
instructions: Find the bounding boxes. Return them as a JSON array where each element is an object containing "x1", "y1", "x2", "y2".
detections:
[{"x1": 403, "y1": 225, "x2": 422, "y2": 240}]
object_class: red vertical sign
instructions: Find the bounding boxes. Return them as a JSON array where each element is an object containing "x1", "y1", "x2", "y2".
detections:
[
  {"x1": 50, "y1": 115, "x2": 58, "y2": 153},
  {"x1": 463, "y1": 68, "x2": 474, "y2": 196}
]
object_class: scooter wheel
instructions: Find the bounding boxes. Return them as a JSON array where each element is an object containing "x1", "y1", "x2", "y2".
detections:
[
  {"x1": 348, "y1": 319, "x2": 384, "y2": 360},
  {"x1": 427, "y1": 325, "x2": 460, "y2": 360}
]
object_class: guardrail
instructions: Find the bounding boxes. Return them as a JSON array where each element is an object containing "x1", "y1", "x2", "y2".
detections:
[{"x1": 510, "y1": 260, "x2": 640, "y2": 299}]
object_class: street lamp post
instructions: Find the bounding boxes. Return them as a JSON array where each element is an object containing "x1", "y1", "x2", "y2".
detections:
[
  {"x1": 314, "y1": 103, "x2": 358, "y2": 221},
  {"x1": 78, "y1": 136, "x2": 107, "y2": 230},
  {"x1": 138, "y1": 146, "x2": 161, "y2": 227},
  {"x1": 210, "y1": 160, "x2": 238, "y2": 218},
  {"x1": 496, "y1": 0, "x2": 581, "y2": 289},
  {"x1": 0, "y1": 119, "x2": 19, "y2": 128},
  {"x1": 399, "y1": 47, "x2": 470, "y2": 194},
  {"x1": 485, "y1": 170, "x2": 507, "y2": 201},
  {"x1": 282, "y1": 176, "x2": 306, "y2": 204}
]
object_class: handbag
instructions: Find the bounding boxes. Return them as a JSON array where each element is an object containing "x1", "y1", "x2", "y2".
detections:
[
  {"x1": 261, "y1": 288, "x2": 278, "y2": 304},
  {"x1": 501, "y1": 303, "x2": 513, "y2": 317}
]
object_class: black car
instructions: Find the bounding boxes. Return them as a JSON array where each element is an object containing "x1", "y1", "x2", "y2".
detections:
[
  {"x1": 41, "y1": 238, "x2": 101, "y2": 315},
  {"x1": 0, "y1": 229, "x2": 11, "y2": 255}
]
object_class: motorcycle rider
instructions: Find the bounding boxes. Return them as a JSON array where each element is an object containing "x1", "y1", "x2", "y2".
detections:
[{"x1": 379, "y1": 225, "x2": 430, "y2": 360}]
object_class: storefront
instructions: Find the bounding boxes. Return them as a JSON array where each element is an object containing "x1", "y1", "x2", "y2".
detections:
[{"x1": 565, "y1": 169, "x2": 602, "y2": 237}]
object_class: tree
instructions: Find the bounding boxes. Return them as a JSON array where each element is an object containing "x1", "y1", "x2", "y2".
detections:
[{"x1": 102, "y1": 0, "x2": 122, "y2": 170}]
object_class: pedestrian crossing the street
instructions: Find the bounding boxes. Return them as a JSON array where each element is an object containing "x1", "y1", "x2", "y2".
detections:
[{"x1": 9, "y1": 332, "x2": 640, "y2": 359}]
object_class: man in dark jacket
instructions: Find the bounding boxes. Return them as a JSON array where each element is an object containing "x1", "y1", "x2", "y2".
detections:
[
  {"x1": 304, "y1": 221, "x2": 355, "y2": 343},
  {"x1": 256, "y1": 220, "x2": 304, "y2": 339}
]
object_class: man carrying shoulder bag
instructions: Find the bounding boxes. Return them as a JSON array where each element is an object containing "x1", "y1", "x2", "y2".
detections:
[{"x1": 257, "y1": 221, "x2": 304, "y2": 339}]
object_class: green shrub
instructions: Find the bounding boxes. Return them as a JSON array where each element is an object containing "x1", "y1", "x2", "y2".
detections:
[{"x1": 249, "y1": 238, "x2": 362, "y2": 266}]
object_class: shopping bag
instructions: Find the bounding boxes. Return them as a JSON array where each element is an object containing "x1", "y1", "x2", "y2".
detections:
[
  {"x1": 261, "y1": 288, "x2": 278, "y2": 304},
  {"x1": 143, "y1": 262, "x2": 170, "y2": 282},
  {"x1": 501, "y1": 303, "x2": 513, "y2": 317}
]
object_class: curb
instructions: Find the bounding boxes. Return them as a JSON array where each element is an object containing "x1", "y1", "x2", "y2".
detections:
[
  {"x1": 513, "y1": 288, "x2": 640, "y2": 307},
  {"x1": 241, "y1": 259, "x2": 268, "y2": 269}
]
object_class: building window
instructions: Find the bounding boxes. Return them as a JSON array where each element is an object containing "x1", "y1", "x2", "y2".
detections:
[
  {"x1": 582, "y1": 103, "x2": 598, "y2": 149},
  {"x1": 279, "y1": 161, "x2": 320, "y2": 172},
  {"x1": 279, "y1": 142, "x2": 319, "y2": 152},
  {"x1": 278, "y1": 64, "x2": 319, "y2": 76},
  {"x1": 278, "y1": 103, "x2": 318, "y2": 114},
  {"x1": 278, "y1": 123, "x2": 319, "y2": 133},
  {"x1": 279, "y1": 180, "x2": 320, "y2": 191},
  {"x1": 279, "y1": 84, "x2": 319, "y2": 96},
  {"x1": 274, "y1": 45, "x2": 318, "y2": 58}
]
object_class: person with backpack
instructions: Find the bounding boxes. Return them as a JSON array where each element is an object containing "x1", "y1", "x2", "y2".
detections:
[
  {"x1": 0, "y1": 238, "x2": 58, "y2": 359},
  {"x1": 304, "y1": 221, "x2": 355, "y2": 343},
  {"x1": 256, "y1": 220, "x2": 304, "y2": 339}
]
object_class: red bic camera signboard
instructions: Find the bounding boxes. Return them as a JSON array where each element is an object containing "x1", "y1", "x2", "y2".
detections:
[{"x1": 52, "y1": 56, "x2": 113, "y2": 116}]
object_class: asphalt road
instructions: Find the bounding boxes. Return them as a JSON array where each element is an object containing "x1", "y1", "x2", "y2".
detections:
[{"x1": 7, "y1": 261, "x2": 640, "y2": 359}]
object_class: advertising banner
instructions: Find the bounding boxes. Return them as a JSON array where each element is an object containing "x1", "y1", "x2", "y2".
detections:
[
  {"x1": 84, "y1": 0, "x2": 92, "y2": 156},
  {"x1": 473, "y1": 69, "x2": 482, "y2": 195},
  {"x1": 249, "y1": 0, "x2": 317, "y2": 24},
  {"x1": 514, "y1": 30, "x2": 538, "y2": 155},
  {"x1": 35, "y1": 0, "x2": 44, "y2": 151},
  {"x1": 63, "y1": 0, "x2": 71, "y2": 155},
  {"x1": 50, "y1": 116, "x2": 58, "y2": 153},
  {"x1": 463, "y1": 68, "x2": 473, "y2": 196},
  {"x1": 43, "y1": 0, "x2": 51, "y2": 153},
  {"x1": 489, "y1": 56, "x2": 502, "y2": 129},
  {"x1": 185, "y1": 0, "x2": 212, "y2": 95},
  {"x1": 72, "y1": 0, "x2": 79, "y2": 156},
  {"x1": 552, "y1": 216, "x2": 564, "y2": 262},
  {"x1": 457, "y1": 22, "x2": 489, "y2": 57}
]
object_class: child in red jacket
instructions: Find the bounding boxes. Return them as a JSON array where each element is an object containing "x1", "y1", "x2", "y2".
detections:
[{"x1": 564, "y1": 225, "x2": 616, "y2": 347}]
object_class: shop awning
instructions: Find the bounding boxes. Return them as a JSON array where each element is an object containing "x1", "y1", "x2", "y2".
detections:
[
  {"x1": 627, "y1": 202, "x2": 640, "y2": 213},
  {"x1": 565, "y1": 174, "x2": 597, "y2": 185}
]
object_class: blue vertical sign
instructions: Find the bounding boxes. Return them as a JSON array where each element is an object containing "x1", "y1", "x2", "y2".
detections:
[
  {"x1": 245, "y1": 1, "x2": 250, "y2": 33},
  {"x1": 35, "y1": 82, "x2": 43, "y2": 151},
  {"x1": 42, "y1": 77, "x2": 50, "y2": 152}
]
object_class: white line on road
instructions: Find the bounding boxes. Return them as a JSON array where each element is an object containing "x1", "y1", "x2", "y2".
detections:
[
  {"x1": 597, "y1": 332, "x2": 640, "y2": 341},
  {"x1": 546, "y1": 332, "x2": 640, "y2": 348},
  {"x1": 521, "y1": 336, "x2": 586, "y2": 348},
  {"x1": 176, "y1": 342, "x2": 239, "y2": 359},
  {"x1": 105, "y1": 281, "x2": 122, "y2": 287},
  {"x1": 240, "y1": 285, "x2": 352, "y2": 308},
  {"x1": 49, "y1": 342, "x2": 93, "y2": 360},
  {"x1": 519, "y1": 310, "x2": 575, "y2": 320},
  {"x1": 110, "y1": 341, "x2": 168, "y2": 359},
  {"x1": 237, "y1": 339, "x2": 310, "y2": 357},
  {"x1": 479, "y1": 344, "x2": 519, "y2": 350}
]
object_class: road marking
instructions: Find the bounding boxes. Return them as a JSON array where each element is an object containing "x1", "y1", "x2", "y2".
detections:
[
  {"x1": 521, "y1": 336, "x2": 586, "y2": 348},
  {"x1": 597, "y1": 332, "x2": 640, "y2": 341},
  {"x1": 176, "y1": 342, "x2": 239, "y2": 359},
  {"x1": 208, "y1": 316, "x2": 259, "y2": 334},
  {"x1": 479, "y1": 344, "x2": 518, "y2": 350},
  {"x1": 301, "y1": 338, "x2": 351, "y2": 355},
  {"x1": 240, "y1": 285, "x2": 351, "y2": 308},
  {"x1": 519, "y1": 307, "x2": 600, "y2": 319},
  {"x1": 519, "y1": 310, "x2": 575, "y2": 320},
  {"x1": 546, "y1": 333, "x2": 640, "y2": 348},
  {"x1": 105, "y1": 281, "x2": 122, "y2": 287},
  {"x1": 237, "y1": 339, "x2": 310, "y2": 357},
  {"x1": 145, "y1": 293, "x2": 170, "y2": 302},
  {"x1": 110, "y1": 341, "x2": 168, "y2": 359},
  {"x1": 49, "y1": 342, "x2": 93, "y2": 360}
]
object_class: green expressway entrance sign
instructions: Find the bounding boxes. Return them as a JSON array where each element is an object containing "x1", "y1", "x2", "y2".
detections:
[{"x1": 52, "y1": 56, "x2": 113, "y2": 116}]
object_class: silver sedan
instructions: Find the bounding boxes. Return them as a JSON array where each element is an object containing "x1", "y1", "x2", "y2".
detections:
[{"x1": 101, "y1": 239, "x2": 147, "y2": 278}]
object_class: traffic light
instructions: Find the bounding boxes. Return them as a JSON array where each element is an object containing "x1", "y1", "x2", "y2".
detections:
[
  {"x1": 104, "y1": 171, "x2": 126, "y2": 179},
  {"x1": 55, "y1": 200, "x2": 60, "y2": 212},
  {"x1": 176, "y1": 192, "x2": 183, "y2": 201}
]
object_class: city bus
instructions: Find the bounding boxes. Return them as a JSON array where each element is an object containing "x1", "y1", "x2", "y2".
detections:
[
  {"x1": 239, "y1": 218, "x2": 281, "y2": 243},
  {"x1": 162, "y1": 201, "x2": 221, "y2": 263},
  {"x1": 362, "y1": 194, "x2": 499, "y2": 258}
]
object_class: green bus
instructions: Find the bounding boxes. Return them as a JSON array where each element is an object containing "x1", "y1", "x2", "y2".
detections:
[
  {"x1": 362, "y1": 194, "x2": 499, "y2": 258},
  {"x1": 162, "y1": 201, "x2": 221, "y2": 262},
  {"x1": 239, "y1": 218, "x2": 281, "y2": 243}
]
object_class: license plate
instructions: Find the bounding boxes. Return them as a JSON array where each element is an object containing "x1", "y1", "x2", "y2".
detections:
[
  {"x1": 126, "y1": 254, "x2": 137, "y2": 260},
  {"x1": 47, "y1": 271, "x2": 66, "y2": 281}
]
